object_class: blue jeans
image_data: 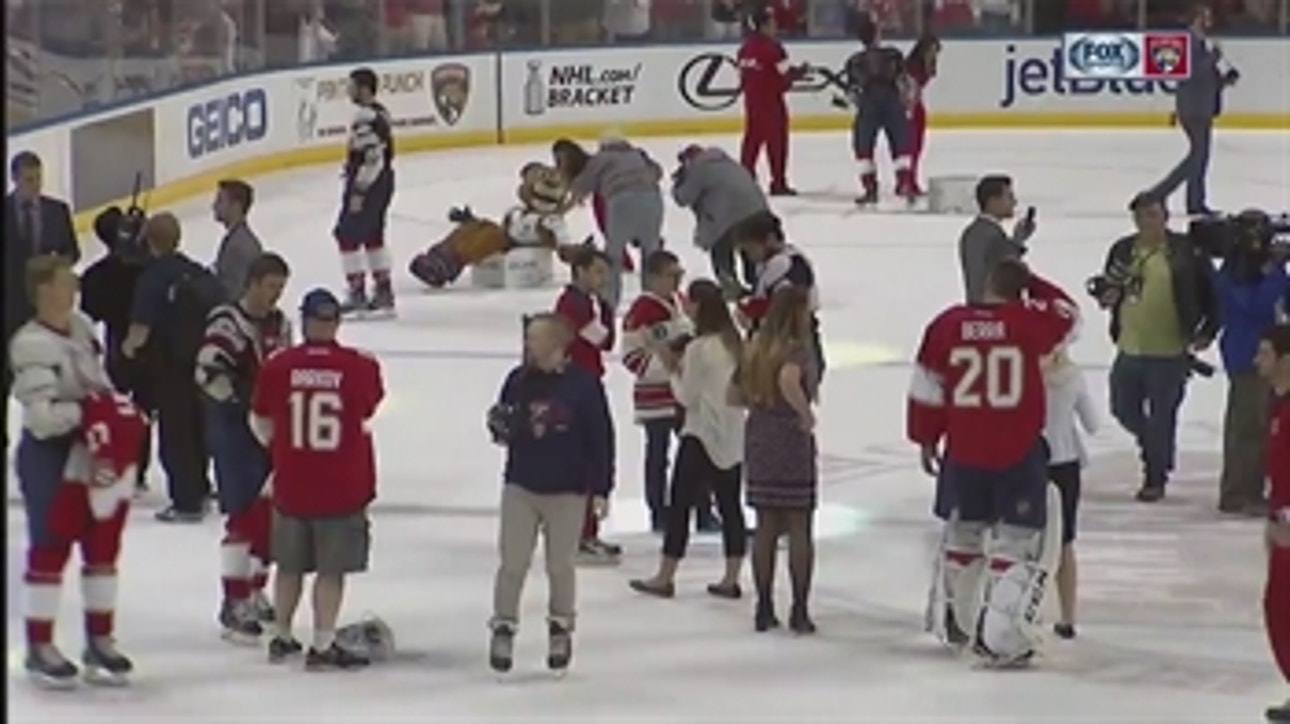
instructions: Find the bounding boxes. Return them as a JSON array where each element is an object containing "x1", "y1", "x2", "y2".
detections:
[
  {"x1": 1109, "y1": 353, "x2": 1191, "y2": 488},
  {"x1": 1151, "y1": 114, "x2": 1213, "y2": 212}
]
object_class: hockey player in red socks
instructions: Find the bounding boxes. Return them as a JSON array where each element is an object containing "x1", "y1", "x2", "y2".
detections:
[
  {"x1": 195, "y1": 253, "x2": 292, "y2": 643},
  {"x1": 13, "y1": 256, "x2": 146, "y2": 688},
  {"x1": 1257, "y1": 325, "x2": 1290, "y2": 723},
  {"x1": 845, "y1": 17, "x2": 918, "y2": 205}
]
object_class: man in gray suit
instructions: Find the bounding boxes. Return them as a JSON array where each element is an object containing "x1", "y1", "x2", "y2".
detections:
[
  {"x1": 670, "y1": 145, "x2": 769, "y2": 298},
  {"x1": 211, "y1": 179, "x2": 264, "y2": 298},
  {"x1": 958, "y1": 174, "x2": 1036, "y2": 303},
  {"x1": 1148, "y1": 3, "x2": 1239, "y2": 215}
]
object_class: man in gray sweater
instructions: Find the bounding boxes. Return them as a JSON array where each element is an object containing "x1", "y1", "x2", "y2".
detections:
[
  {"x1": 1147, "y1": 3, "x2": 1238, "y2": 215},
  {"x1": 671, "y1": 145, "x2": 769, "y2": 298},
  {"x1": 212, "y1": 179, "x2": 264, "y2": 298},
  {"x1": 959, "y1": 174, "x2": 1036, "y2": 303}
]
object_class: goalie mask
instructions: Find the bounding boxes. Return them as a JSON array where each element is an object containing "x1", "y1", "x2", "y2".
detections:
[
  {"x1": 518, "y1": 163, "x2": 568, "y2": 216},
  {"x1": 336, "y1": 615, "x2": 396, "y2": 662}
]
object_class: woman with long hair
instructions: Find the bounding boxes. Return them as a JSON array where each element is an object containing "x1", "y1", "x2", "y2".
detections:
[
  {"x1": 630, "y1": 279, "x2": 748, "y2": 599},
  {"x1": 734, "y1": 286, "x2": 819, "y2": 633},
  {"x1": 903, "y1": 33, "x2": 941, "y2": 195}
]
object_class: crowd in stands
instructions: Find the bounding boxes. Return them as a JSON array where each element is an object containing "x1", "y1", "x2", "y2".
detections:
[{"x1": 4, "y1": 0, "x2": 1288, "y2": 127}]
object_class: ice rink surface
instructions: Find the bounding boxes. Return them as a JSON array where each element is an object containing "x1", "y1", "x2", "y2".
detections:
[{"x1": 7, "y1": 128, "x2": 1290, "y2": 722}]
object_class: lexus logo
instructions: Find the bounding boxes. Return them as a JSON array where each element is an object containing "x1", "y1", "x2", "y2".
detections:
[{"x1": 676, "y1": 53, "x2": 850, "y2": 112}]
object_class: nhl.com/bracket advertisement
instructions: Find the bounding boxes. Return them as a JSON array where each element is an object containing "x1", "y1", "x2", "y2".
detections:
[{"x1": 521, "y1": 59, "x2": 643, "y2": 116}]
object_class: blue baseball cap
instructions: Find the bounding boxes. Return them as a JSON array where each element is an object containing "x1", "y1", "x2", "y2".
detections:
[{"x1": 300, "y1": 288, "x2": 342, "y2": 321}]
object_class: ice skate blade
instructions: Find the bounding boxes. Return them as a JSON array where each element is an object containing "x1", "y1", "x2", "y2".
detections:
[
  {"x1": 28, "y1": 671, "x2": 77, "y2": 690},
  {"x1": 82, "y1": 667, "x2": 129, "y2": 687},
  {"x1": 220, "y1": 629, "x2": 262, "y2": 647}
]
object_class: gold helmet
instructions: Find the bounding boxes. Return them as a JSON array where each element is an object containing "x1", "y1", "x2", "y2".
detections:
[{"x1": 518, "y1": 162, "x2": 569, "y2": 215}]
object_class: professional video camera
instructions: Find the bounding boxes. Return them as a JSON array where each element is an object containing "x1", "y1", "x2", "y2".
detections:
[
  {"x1": 92, "y1": 172, "x2": 151, "y2": 265},
  {"x1": 1190, "y1": 208, "x2": 1290, "y2": 280}
]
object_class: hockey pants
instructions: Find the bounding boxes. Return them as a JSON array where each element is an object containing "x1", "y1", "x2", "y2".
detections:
[
  {"x1": 1269, "y1": 547, "x2": 1290, "y2": 681},
  {"x1": 18, "y1": 433, "x2": 128, "y2": 647},
  {"x1": 853, "y1": 99, "x2": 912, "y2": 159},
  {"x1": 741, "y1": 102, "x2": 789, "y2": 188},
  {"x1": 335, "y1": 175, "x2": 395, "y2": 289}
]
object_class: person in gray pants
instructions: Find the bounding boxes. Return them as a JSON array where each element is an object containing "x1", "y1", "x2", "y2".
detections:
[
  {"x1": 1148, "y1": 3, "x2": 1239, "y2": 215},
  {"x1": 670, "y1": 144, "x2": 769, "y2": 298},
  {"x1": 565, "y1": 134, "x2": 665, "y2": 309}
]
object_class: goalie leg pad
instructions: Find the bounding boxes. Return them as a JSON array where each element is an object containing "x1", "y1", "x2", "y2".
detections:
[
  {"x1": 976, "y1": 513, "x2": 1060, "y2": 664},
  {"x1": 927, "y1": 517, "x2": 986, "y2": 647},
  {"x1": 409, "y1": 244, "x2": 463, "y2": 288}
]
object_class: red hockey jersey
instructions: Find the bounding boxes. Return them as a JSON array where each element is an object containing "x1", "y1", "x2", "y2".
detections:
[
  {"x1": 1270, "y1": 393, "x2": 1290, "y2": 522},
  {"x1": 251, "y1": 341, "x2": 385, "y2": 518},
  {"x1": 621, "y1": 291, "x2": 689, "y2": 421},
  {"x1": 80, "y1": 391, "x2": 148, "y2": 519},
  {"x1": 907, "y1": 275, "x2": 1077, "y2": 470},
  {"x1": 555, "y1": 284, "x2": 615, "y2": 379}
]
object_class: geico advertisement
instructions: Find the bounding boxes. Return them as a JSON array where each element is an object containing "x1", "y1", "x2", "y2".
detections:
[{"x1": 186, "y1": 88, "x2": 269, "y2": 159}]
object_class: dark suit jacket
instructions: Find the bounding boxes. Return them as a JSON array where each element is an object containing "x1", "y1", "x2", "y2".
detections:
[{"x1": 4, "y1": 193, "x2": 80, "y2": 339}]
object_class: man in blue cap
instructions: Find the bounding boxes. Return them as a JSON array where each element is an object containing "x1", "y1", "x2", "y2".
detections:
[{"x1": 250, "y1": 287, "x2": 385, "y2": 670}]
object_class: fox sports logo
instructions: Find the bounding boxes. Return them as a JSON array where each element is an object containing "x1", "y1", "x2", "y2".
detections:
[{"x1": 1066, "y1": 34, "x2": 1142, "y2": 77}]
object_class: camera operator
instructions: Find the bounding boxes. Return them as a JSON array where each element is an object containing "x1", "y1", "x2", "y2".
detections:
[
  {"x1": 1146, "y1": 3, "x2": 1238, "y2": 215},
  {"x1": 80, "y1": 207, "x2": 156, "y2": 491},
  {"x1": 211, "y1": 179, "x2": 263, "y2": 299},
  {"x1": 1092, "y1": 193, "x2": 1219, "y2": 503},
  {"x1": 1214, "y1": 211, "x2": 1288, "y2": 516},
  {"x1": 959, "y1": 175, "x2": 1036, "y2": 304}
]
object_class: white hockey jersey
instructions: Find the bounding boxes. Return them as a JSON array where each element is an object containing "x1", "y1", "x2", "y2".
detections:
[
  {"x1": 504, "y1": 207, "x2": 571, "y2": 248},
  {"x1": 9, "y1": 313, "x2": 112, "y2": 440}
]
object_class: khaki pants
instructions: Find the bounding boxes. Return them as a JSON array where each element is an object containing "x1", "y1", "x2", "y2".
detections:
[
  {"x1": 1219, "y1": 371, "x2": 1270, "y2": 508},
  {"x1": 492, "y1": 485, "x2": 585, "y2": 628}
]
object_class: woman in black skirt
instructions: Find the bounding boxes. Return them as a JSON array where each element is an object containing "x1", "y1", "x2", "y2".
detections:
[
  {"x1": 732, "y1": 287, "x2": 819, "y2": 633},
  {"x1": 630, "y1": 280, "x2": 748, "y2": 599}
]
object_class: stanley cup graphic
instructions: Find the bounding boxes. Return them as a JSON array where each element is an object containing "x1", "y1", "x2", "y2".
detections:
[{"x1": 523, "y1": 60, "x2": 545, "y2": 116}]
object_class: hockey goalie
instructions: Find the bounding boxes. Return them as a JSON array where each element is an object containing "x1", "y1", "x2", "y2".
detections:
[
  {"x1": 907, "y1": 259, "x2": 1077, "y2": 668},
  {"x1": 409, "y1": 162, "x2": 582, "y2": 288}
]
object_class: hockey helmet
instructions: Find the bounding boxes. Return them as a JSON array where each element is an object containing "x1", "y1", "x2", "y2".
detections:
[{"x1": 336, "y1": 614, "x2": 396, "y2": 662}]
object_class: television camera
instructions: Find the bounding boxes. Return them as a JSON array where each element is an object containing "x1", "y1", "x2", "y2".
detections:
[
  {"x1": 1189, "y1": 209, "x2": 1290, "y2": 280},
  {"x1": 92, "y1": 172, "x2": 152, "y2": 265}
]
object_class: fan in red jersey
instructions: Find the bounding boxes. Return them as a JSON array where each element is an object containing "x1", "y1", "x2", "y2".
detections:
[
  {"x1": 737, "y1": 6, "x2": 806, "y2": 196},
  {"x1": 907, "y1": 258, "x2": 1077, "y2": 668},
  {"x1": 1255, "y1": 324, "x2": 1290, "y2": 723}
]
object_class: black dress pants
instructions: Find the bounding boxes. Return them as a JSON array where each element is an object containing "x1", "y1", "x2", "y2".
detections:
[
  {"x1": 662, "y1": 436, "x2": 746, "y2": 560},
  {"x1": 155, "y1": 363, "x2": 210, "y2": 511}
]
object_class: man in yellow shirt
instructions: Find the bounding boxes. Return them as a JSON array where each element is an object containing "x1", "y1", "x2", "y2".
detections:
[{"x1": 1095, "y1": 194, "x2": 1220, "y2": 502}]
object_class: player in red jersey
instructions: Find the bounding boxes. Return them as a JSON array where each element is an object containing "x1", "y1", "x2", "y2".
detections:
[
  {"x1": 250, "y1": 288, "x2": 385, "y2": 670},
  {"x1": 907, "y1": 259, "x2": 1077, "y2": 667},
  {"x1": 1256, "y1": 324, "x2": 1290, "y2": 723},
  {"x1": 903, "y1": 34, "x2": 940, "y2": 196},
  {"x1": 737, "y1": 6, "x2": 805, "y2": 196}
]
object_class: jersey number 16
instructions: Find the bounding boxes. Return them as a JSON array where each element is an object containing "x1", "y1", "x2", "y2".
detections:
[
  {"x1": 288, "y1": 390, "x2": 343, "y2": 451},
  {"x1": 949, "y1": 346, "x2": 1023, "y2": 409}
]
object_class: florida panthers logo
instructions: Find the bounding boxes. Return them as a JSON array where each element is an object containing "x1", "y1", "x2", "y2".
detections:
[{"x1": 1152, "y1": 45, "x2": 1182, "y2": 73}]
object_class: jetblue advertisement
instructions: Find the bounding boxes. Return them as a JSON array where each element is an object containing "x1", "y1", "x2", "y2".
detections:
[{"x1": 998, "y1": 43, "x2": 1177, "y2": 109}]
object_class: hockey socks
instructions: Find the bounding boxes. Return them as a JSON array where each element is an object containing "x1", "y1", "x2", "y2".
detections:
[
  {"x1": 82, "y1": 567, "x2": 118, "y2": 637},
  {"x1": 221, "y1": 539, "x2": 253, "y2": 601},
  {"x1": 24, "y1": 545, "x2": 69, "y2": 647}
]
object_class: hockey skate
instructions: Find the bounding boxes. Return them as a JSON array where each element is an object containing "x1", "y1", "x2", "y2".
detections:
[
  {"x1": 547, "y1": 621, "x2": 572, "y2": 674},
  {"x1": 250, "y1": 590, "x2": 275, "y2": 623},
  {"x1": 366, "y1": 283, "x2": 396, "y2": 319},
  {"x1": 219, "y1": 598, "x2": 264, "y2": 645},
  {"x1": 340, "y1": 287, "x2": 369, "y2": 318},
  {"x1": 488, "y1": 621, "x2": 516, "y2": 673},
  {"x1": 25, "y1": 644, "x2": 79, "y2": 689},
  {"x1": 267, "y1": 636, "x2": 304, "y2": 663},
  {"x1": 577, "y1": 538, "x2": 621, "y2": 566},
  {"x1": 305, "y1": 643, "x2": 370, "y2": 671},
  {"x1": 81, "y1": 638, "x2": 132, "y2": 686},
  {"x1": 1267, "y1": 699, "x2": 1290, "y2": 723}
]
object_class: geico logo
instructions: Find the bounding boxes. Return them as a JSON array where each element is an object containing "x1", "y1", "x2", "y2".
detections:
[
  {"x1": 316, "y1": 72, "x2": 425, "y2": 101},
  {"x1": 187, "y1": 89, "x2": 268, "y2": 159}
]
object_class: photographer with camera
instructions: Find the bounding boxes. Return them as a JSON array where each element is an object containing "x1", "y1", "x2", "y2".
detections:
[
  {"x1": 80, "y1": 206, "x2": 156, "y2": 491},
  {"x1": 1091, "y1": 194, "x2": 1219, "y2": 503},
  {"x1": 1201, "y1": 210, "x2": 1290, "y2": 515}
]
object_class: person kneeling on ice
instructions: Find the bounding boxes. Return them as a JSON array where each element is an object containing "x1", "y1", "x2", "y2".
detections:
[
  {"x1": 13, "y1": 255, "x2": 148, "y2": 688},
  {"x1": 485, "y1": 312, "x2": 613, "y2": 674},
  {"x1": 408, "y1": 163, "x2": 582, "y2": 289}
]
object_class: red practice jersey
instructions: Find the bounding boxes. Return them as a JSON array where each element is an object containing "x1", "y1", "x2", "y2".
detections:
[
  {"x1": 555, "y1": 284, "x2": 615, "y2": 379},
  {"x1": 737, "y1": 34, "x2": 792, "y2": 107},
  {"x1": 1270, "y1": 393, "x2": 1290, "y2": 521},
  {"x1": 907, "y1": 275, "x2": 1077, "y2": 470},
  {"x1": 252, "y1": 340, "x2": 385, "y2": 518}
]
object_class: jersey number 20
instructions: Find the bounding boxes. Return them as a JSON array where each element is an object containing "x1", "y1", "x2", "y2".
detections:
[
  {"x1": 949, "y1": 346, "x2": 1022, "y2": 408},
  {"x1": 288, "y1": 390, "x2": 342, "y2": 451}
]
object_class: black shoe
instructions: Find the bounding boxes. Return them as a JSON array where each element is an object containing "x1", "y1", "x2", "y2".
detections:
[
  {"x1": 1135, "y1": 485, "x2": 1165, "y2": 503},
  {"x1": 547, "y1": 621, "x2": 572, "y2": 672},
  {"x1": 1053, "y1": 622, "x2": 1076, "y2": 640},
  {"x1": 789, "y1": 604, "x2": 816, "y2": 634},
  {"x1": 489, "y1": 621, "x2": 516, "y2": 673},
  {"x1": 705, "y1": 582, "x2": 742, "y2": 599},
  {"x1": 1266, "y1": 700, "x2": 1290, "y2": 723},
  {"x1": 155, "y1": 505, "x2": 205, "y2": 523},
  {"x1": 268, "y1": 636, "x2": 303, "y2": 663},
  {"x1": 82, "y1": 638, "x2": 132, "y2": 686},
  {"x1": 25, "y1": 645, "x2": 78, "y2": 689},
  {"x1": 754, "y1": 599, "x2": 780, "y2": 632},
  {"x1": 305, "y1": 643, "x2": 369, "y2": 671}
]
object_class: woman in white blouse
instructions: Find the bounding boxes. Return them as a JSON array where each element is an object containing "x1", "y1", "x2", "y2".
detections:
[
  {"x1": 630, "y1": 280, "x2": 748, "y2": 599},
  {"x1": 1043, "y1": 346, "x2": 1098, "y2": 640}
]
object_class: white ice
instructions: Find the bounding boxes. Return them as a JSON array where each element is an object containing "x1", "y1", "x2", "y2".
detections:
[{"x1": 7, "y1": 129, "x2": 1289, "y2": 722}]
